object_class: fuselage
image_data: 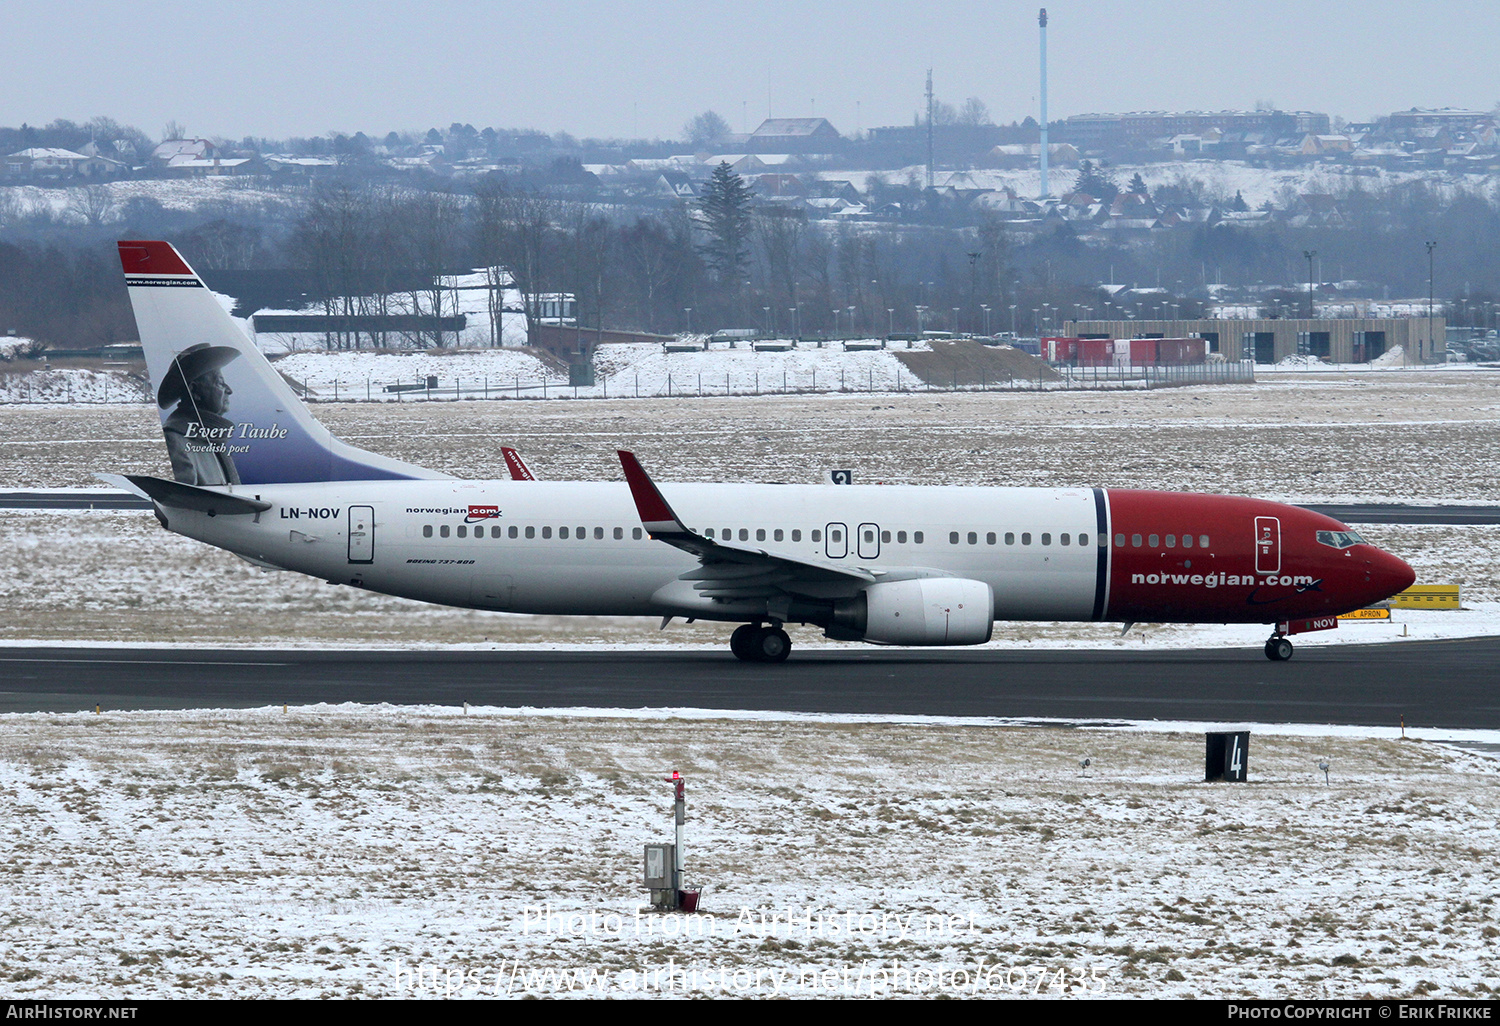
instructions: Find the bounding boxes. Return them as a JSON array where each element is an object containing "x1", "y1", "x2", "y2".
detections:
[{"x1": 163, "y1": 479, "x2": 1415, "y2": 627}]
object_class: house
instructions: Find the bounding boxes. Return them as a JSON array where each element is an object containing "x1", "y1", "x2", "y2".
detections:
[{"x1": 745, "y1": 118, "x2": 842, "y2": 154}]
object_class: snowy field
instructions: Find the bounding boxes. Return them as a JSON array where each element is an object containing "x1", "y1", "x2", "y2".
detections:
[
  {"x1": 824, "y1": 160, "x2": 1500, "y2": 211},
  {"x1": 1, "y1": 706, "x2": 1497, "y2": 999},
  {"x1": 2, "y1": 367, "x2": 1499, "y2": 503}
]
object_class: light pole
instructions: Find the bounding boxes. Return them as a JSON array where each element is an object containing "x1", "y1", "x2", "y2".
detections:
[
  {"x1": 952, "y1": 306, "x2": 960, "y2": 334},
  {"x1": 1009, "y1": 304, "x2": 1017, "y2": 335},
  {"x1": 1303, "y1": 249, "x2": 1317, "y2": 320},
  {"x1": 981, "y1": 304, "x2": 991, "y2": 336},
  {"x1": 684, "y1": 307, "x2": 692, "y2": 334},
  {"x1": 1427, "y1": 240, "x2": 1437, "y2": 363},
  {"x1": 887, "y1": 308, "x2": 895, "y2": 335},
  {"x1": 763, "y1": 306, "x2": 772, "y2": 337}
]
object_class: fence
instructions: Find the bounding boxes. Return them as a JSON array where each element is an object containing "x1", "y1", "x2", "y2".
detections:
[
  {"x1": 288, "y1": 360, "x2": 1256, "y2": 402},
  {"x1": 0, "y1": 360, "x2": 1255, "y2": 405}
]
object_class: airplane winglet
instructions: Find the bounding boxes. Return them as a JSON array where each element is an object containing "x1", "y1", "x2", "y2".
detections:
[
  {"x1": 501, "y1": 447, "x2": 536, "y2": 481},
  {"x1": 618, "y1": 450, "x2": 687, "y2": 537}
]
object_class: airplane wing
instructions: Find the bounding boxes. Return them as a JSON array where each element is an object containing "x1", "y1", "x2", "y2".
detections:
[
  {"x1": 617, "y1": 450, "x2": 877, "y2": 603},
  {"x1": 501, "y1": 447, "x2": 537, "y2": 481}
]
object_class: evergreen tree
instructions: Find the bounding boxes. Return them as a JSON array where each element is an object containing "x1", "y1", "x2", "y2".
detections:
[
  {"x1": 697, "y1": 162, "x2": 754, "y2": 281},
  {"x1": 1128, "y1": 171, "x2": 1148, "y2": 196},
  {"x1": 1230, "y1": 189, "x2": 1250, "y2": 212},
  {"x1": 1073, "y1": 160, "x2": 1118, "y2": 202}
]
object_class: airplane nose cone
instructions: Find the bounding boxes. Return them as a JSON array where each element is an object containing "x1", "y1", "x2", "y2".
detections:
[{"x1": 1367, "y1": 548, "x2": 1416, "y2": 602}]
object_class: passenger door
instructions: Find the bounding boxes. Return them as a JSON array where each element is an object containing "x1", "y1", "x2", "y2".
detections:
[
  {"x1": 825, "y1": 522, "x2": 848, "y2": 559},
  {"x1": 1254, "y1": 516, "x2": 1280, "y2": 575},
  {"x1": 348, "y1": 505, "x2": 374, "y2": 564}
]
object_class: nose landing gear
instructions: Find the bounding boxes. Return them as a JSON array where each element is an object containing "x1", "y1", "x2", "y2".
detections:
[
  {"x1": 730, "y1": 622, "x2": 792, "y2": 663},
  {"x1": 1264, "y1": 631, "x2": 1294, "y2": 661}
]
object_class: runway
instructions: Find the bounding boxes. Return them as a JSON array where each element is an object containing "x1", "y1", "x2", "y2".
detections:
[
  {"x1": 6, "y1": 491, "x2": 1500, "y2": 524},
  {"x1": 2, "y1": 639, "x2": 1495, "y2": 728}
]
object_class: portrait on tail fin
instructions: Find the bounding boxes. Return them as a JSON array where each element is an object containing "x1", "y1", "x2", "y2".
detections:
[{"x1": 158, "y1": 343, "x2": 243, "y2": 486}]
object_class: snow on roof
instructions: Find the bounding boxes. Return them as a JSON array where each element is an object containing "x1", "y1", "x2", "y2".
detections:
[
  {"x1": 752, "y1": 118, "x2": 836, "y2": 137},
  {"x1": 9, "y1": 147, "x2": 88, "y2": 160}
]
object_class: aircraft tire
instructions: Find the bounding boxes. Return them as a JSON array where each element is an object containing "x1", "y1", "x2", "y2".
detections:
[
  {"x1": 1265, "y1": 638, "x2": 1294, "y2": 661},
  {"x1": 730, "y1": 623, "x2": 760, "y2": 662},
  {"x1": 755, "y1": 626, "x2": 792, "y2": 663}
]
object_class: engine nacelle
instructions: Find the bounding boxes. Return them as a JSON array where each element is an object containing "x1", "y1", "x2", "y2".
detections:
[{"x1": 832, "y1": 578, "x2": 995, "y2": 646}]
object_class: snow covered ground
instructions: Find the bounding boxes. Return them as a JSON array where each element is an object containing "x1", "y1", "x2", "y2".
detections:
[
  {"x1": 822, "y1": 160, "x2": 1500, "y2": 211},
  {"x1": 1, "y1": 705, "x2": 1496, "y2": 999}
]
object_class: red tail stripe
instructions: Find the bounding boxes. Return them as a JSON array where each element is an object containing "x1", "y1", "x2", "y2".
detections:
[{"x1": 118, "y1": 240, "x2": 193, "y2": 276}]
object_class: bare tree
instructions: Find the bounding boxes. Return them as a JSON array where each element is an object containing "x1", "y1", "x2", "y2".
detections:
[{"x1": 66, "y1": 185, "x2": 118, "y2": 227}]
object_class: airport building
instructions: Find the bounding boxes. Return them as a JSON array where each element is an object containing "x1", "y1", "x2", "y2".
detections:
[{"x1": 1060, "y1": 317, "x2": 1445, "y2": 364}]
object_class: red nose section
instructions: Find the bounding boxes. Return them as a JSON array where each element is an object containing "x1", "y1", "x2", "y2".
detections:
[{"x1": 1369, "y1": 548, "x2": 1416, "y2": 603}]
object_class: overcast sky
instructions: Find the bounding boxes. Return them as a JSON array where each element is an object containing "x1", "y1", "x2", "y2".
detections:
[{"x1": 9, "y1": 0, "x2": 1499, "y2": 143}]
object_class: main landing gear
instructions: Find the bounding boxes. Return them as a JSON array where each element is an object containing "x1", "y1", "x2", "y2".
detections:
[
  {"x1": 730, "y1": 622, "x2": 792, "y2": 663},
  {"x1": 1264, "y1": 631, "x2": 1294, "y2": 662}
]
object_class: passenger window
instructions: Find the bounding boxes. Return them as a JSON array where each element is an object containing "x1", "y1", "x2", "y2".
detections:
[
  {"x1": 1060, "y1": 533, "x2": 1069, "y2": 546},
  {"x1": 739, "y1": 529, "x2": 749, "y2": 541},
  {"x1": 525, "y1": 526, "x2": 535, "y2": 539},
  {"x1": 705, "y1": 528, "x2": 715, "y2": 538},
  {"x1": 914, "y1": 532, "x2": 924, "y2": 544},
  {"x1": 1199, "y1": 535, "x2": 1210, "y2": 548},
  {"x1": 594, "y1": 527, "x2": 603, "y2": 540},
  {"x1": 897, "y1": 531, "x2": 907, "y2": 543},
  {"x1": 440, "y1": 525, "x2": 450, "y2": 538},
  {"x1": 423, "y1": 525, "x2": 433, "y2": 538},
  {"x1": 792, "y1": 530, "x2": 802, "y2": 542},
  {"x1": 633, "y1": 528, "x2": 642, "y2": 540},
  {"x1": 1148, "y1": 534, "x2": 1159, "y2": 547},
  {"x1": 457, "y1": 525, "x2": 468, "y2": 538},
  {"x1": 1165, "y1": 534, "x2": 1175, "y2": 548},
  {"x1": 1115, "y1": 533, "x2": 1125, "y2": 547},
  {"x1": 775, "y1": 529, "x2": 784, "y2": 542},
  {"x1": 881, "y1": 530, "x2": 891, "y2": 543},
  {"x1": 1022, "y1": 533, "x2": 1032, "y2": 545},
  {"x1": 812, "y1": 530, "x2": 822, "y2": 542},
  {"x1": 986, "y1": 532, "x2": 996, "y2": 545},
  {"x1": 542, "y1": 526, "x2": 552, "y2": 539},
  {"x1": 950, "y1": 532, "x2": 960, "y2": 545},
  {"x1": 1182, "y1": 535, "x2": 1193, "y2": 549},
  {"x1": 1131, "y1": 534, "x2": 1141, "y2": 547},
  {"x1": 559, "y1": 527, "x2": 569, "y2": 539},
  {"x1": 577, "y1": 527, "x2": 586, "y2": 541},
  {"x1": 722, "y1": 527, "x2": 731, "y2": 538},
  {"x1": 1080, "y1": 534, "x2": 1090, "y2": 547},
  {"x1": 757, "y1": 529, "x2": 766, "y2": 541},
  {"x1": 509, "y1": 526, "x2": 518, "y2": 539},
  {"x1": 1041, "y1": 533, "x2": 1051, "y2": 546},
  {"x1": 1005, "y1": 532, "x2": 1015, "y2": 545},
  {"x1": 613, "y1": 527, "x2": 623, "y2": 540},
  {"x1": 864, "y1": 530, "x2": 874, "y2": 543},
  {"x1": 965, "y1": 532, "x2": 975, "y2": 545}
]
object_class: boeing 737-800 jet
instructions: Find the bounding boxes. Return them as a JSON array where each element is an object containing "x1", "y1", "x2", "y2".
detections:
[{"x1": 109, "y1": 241, "x2": 1415, "y2": 662}]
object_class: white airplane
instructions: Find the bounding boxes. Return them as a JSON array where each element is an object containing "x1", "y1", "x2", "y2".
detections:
[{"x1": 109, "y1": 241, "x2": 1415, "y2": 662}]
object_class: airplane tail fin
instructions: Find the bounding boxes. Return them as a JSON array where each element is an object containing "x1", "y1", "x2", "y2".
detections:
[{"x1": 118, "y1": 240, "x2": 448, "y2": 486}]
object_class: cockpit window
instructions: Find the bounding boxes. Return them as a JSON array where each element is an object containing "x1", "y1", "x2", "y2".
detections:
[{"x1": 1317, "y1": 530, "x2": 1365, "y2": 549}]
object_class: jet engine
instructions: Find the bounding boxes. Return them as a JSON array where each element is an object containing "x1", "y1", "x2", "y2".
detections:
[{"x1": 825, "y1": 578, "x2": 995, "y2": 645}]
